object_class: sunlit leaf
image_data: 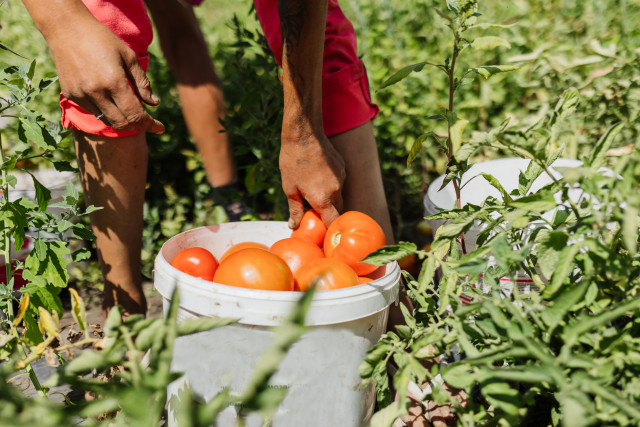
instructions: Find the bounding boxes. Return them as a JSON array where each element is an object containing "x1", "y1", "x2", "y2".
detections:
[
  {"x1": 471, "y1": 65, "x2": 519, "y2": 79},
  {"x1": 471, "y1": 36, "x2": 511, "y2": 50}
]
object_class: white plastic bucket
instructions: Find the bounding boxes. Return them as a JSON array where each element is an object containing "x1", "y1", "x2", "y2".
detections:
[
  {"x1": 153, "y1": 221, "x2": 400, "y2": 427},
  {"x1": 423, "y1": 158, "x2": 590, "y2": 296},
  {"x1": 1, "y1": 169, "x2": 78, "y2": 287},
  {"x1": 423, "y1": 158, "x2": 587, "y2": 249},
  {"x1": 6, "y1": 169, "x2": 76, "y2": 207}
]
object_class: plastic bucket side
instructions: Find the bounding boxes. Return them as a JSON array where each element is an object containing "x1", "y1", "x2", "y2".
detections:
[{"x1": 154, "y1": 222, "x2": 400, "y2": 427}]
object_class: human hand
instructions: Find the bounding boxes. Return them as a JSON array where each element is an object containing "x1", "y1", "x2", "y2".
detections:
[
  {"x1": 46, "y1": 14, "x2": 164, "y2": 134},
  {"x1": 279, "y1": 131, "x2": 346, "y2": 230}
]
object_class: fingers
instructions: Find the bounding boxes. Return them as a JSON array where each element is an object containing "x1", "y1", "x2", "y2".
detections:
[
  {"x1": 110, "y1": 89, "x2": 165, "y2": 134},
  {"x1": 287, "y1": 193, "x2": 305, "y2": 229},
  {"x1": 124, "y1": 54, "x2": 160, "y2": 107},
  {"x1": 311, "y1": 198, "x2": 341, "y2": 229}
]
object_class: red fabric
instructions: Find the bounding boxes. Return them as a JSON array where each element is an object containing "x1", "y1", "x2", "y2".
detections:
[
  {"x1": 59, "y1": 0, "x2": 153, "y2": 137},
  {"x1": 253, "y1": 0, "x2": 379, "y2": 137},
  {"x1": 61, "y1": 0, "x2": 378, "y2": 138}
]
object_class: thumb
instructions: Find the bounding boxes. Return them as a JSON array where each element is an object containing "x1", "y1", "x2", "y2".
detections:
[{"x1": 125, "y1": 57, "x2": 160, "y2": 106}]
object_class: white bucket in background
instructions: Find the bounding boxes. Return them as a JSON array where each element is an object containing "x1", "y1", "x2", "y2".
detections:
[
  {"x1": 7, "y1": 169, "x2": 76, "y2": 208},
  {"x1": 1, "y1": 169, "x2": 78, "y2": 287},
  {"x1": 423, "y1": 158, "x2": 587, "y2": 250},
  {"x1": 423, "y1": 158, "x2": 596, "y2": 297},
  {"x1": 153, "y1": 221, "x2": 400, "y2": 427}
]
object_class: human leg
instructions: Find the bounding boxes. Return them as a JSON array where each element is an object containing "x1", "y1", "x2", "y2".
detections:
[
  {"x1": 73, "y1": 130, "x2": 148, "y2": 316},
  {"x1": 146, "y1": 0, "x2": 236, "y2": 188}
]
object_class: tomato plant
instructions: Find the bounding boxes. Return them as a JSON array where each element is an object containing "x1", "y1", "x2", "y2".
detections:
[
  {"x1": 295, "y1": 257, "x2": 359, "y2": 292},
  {"x1": 291, "y1": 209, "x2": 327, "y2": 248},
  {"x1": 323, "y1": 211, "x2": 386, "y2": 276},
  {"x1": 270, "y1": 237, "x2": 325, "y2": 290},
  {"x1": 219, "y1": 241, "x2": 269, "y2": 263},
  {"x1": 170, "y1": 247, "x2": 219, "y2": 281},
  {"x1": 213, "y1": 248, "x2": 294, "y2": 291}
]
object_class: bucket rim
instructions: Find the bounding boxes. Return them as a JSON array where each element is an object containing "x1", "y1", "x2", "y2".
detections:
[{"x1": 153, "y1": 222, "x2": 401, "y2": 326}]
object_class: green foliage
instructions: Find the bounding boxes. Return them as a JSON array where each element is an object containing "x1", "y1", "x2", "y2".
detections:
[
  {"x1": 0, "y1": 51, "x2": 101, "y2": 403},
  {"x1": 1, "y1": 285, "x2": 313, "y2": 426},
  {"x1": 360, "y1": 1, "x2": 640, "y2": 425}
]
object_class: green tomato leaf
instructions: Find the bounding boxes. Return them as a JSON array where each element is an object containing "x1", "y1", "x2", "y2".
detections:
[
  {"x1": 362, "y1": 242, "x2": 417, "y2": 265},
  {"x1": 379, "y1": 62, "x2": 434, "y2": 91},
  {"x1": 450, "y1": 118, "x2": 469, "y2": 157},
  {"x1": 24, "y1": 240, "x2": 70, "y2": 287},
  {"x1": 534, "y1": 230, "x2": 570, "y2": 280},
  {"x1": 435, "y1": 209, "x2": 483, "y2": 239},
  {"x1": 588, "y1": 121, "x2": 624, "y2": 169},
  {"x1": 18, "y1": 117, "x2": 55, "y2": 150},
  {"x1": 471, "y1": 36, "x2": 511, "y2": 50},
  {"x1": 407, "y1": 132, "x2": 437, "y2": 166},
  {"x1": 176, "y1": 316, "x2": 237, "y2": 336},
  {"x1": 622, "y1": 206, "x2": 638, "y2": 256},
  {"x1": 543, "y1": 244, "x2": 580, "y2": 298},
  {"x1": 471, "y1": 65, "x2": 519, "y2": 79}
]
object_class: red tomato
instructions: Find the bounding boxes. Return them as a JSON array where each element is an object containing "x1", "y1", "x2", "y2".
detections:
[
  {"x1": 170, "y1": 247, "x2": 219, "y2": 281},
  {"x1": 291, "y1": 209, "x2": 327, "y2": 248},
  {"x1": 270, "y1": 237, "x2": 325, "y2": 290},
  {"x1": 219, "y1": 241, "x2": 270, "y2": 263},
  {"x1": 213, "y1": 248, "x2": 294, "y2": 291},
  {"x1": 295, "y1": 257, "x2": 360, "y2": 292},
  {"x1": 323, "y1": 211, "x2": 386, "y2": 276}
]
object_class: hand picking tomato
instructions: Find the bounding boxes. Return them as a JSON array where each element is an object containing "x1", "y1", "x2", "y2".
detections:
[
  {"x1": 295, "y1": 257, "x2": 359, "y2": 291},
  {"x1": 170, "y1": 247, "x2": 219, "y2": 281},
  {"x1": 291, "y1": 209, "x2": 327, "y2": 248},
  {"x1": 323, "y1": 211, "x2": 386, "y2": 276},
  {"x1": 219, "y1": 241, "x2": 270, "y2": 263},
  {"x1": 213, "y1": 248, "x2": 294, "y2": 291},
  {"x1": 270, "y1": 237, "x2": 325, "y2": 289}
]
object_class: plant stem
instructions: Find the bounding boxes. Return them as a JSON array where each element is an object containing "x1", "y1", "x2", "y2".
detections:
[
  {"x1": 0, "y1": 130, "x2": 13, "y2": 291},
  {"x1": 447, "y1": 35, "x2": 467, "y2": 255}
]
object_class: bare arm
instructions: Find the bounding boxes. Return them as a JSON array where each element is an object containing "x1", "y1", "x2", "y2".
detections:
[
  {"x1": 277, "y1": 0, "x2": 345, "y2": 229},
  {"x1": 21, "y1": 0, "x2": 164, "y2": 134}
]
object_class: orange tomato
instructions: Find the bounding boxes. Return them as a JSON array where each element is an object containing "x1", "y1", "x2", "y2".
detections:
[
  {"x1": 270, "y1": 237, "x2": 325, "y2": 290},
  {"x1": 219, "y1": 241, "x2": 270, "y2": 263},
  {"x1": 323, "y1": 211, "x2": 386, "y2": 276},
  {"x1": 358, "y1": 276, "x2": 373, "y2": 284},
  {"x1": 213, "y1": 248, "x2": 294, "y2": 291},
  {"x1": 291, "y1": 209, "x2": 327, "y2": 248},
  {"x1": 295, "y1": 257, "x2": 359, "y2": 292},
  {"x1": 170, "y1": 247, "x2": 219, "y2": 281}
]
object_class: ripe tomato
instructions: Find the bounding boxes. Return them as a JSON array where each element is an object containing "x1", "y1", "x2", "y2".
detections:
[
  {"x1": 219, "y1": 241, "x2": 270, "y2": 263},
  {"x1": 170, "y1": 247, "x2": 219, "y2": 281},
  {"x1": 291, "y1": 209, "x2": 327, "y2": 248},
  {"x1": 295, "y1": 257, "x2": 359, "y2": 292},
  {"x1": 323, "y1": 211, "x2": 386, "y2": 276},
  {"x1": 270, "y1": 237, "x2": 325, "y2": 290},
  {"x1": 213, "y1": 248, "x2": 294, "y2": 291}
]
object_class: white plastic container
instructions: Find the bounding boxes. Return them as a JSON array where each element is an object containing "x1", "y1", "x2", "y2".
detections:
[
  {"x1": 153, "y1": 221, "x2": 400, "y2": 427},
  {"x1": 1, "y1": 169, "x2": 77, "y2": 287},
  {"x1": 423, "y1": 158, "x2": 589, "y2": 296},
  {"x1": 423, "y1": 158, "x2": 586, "y2": 249}
]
